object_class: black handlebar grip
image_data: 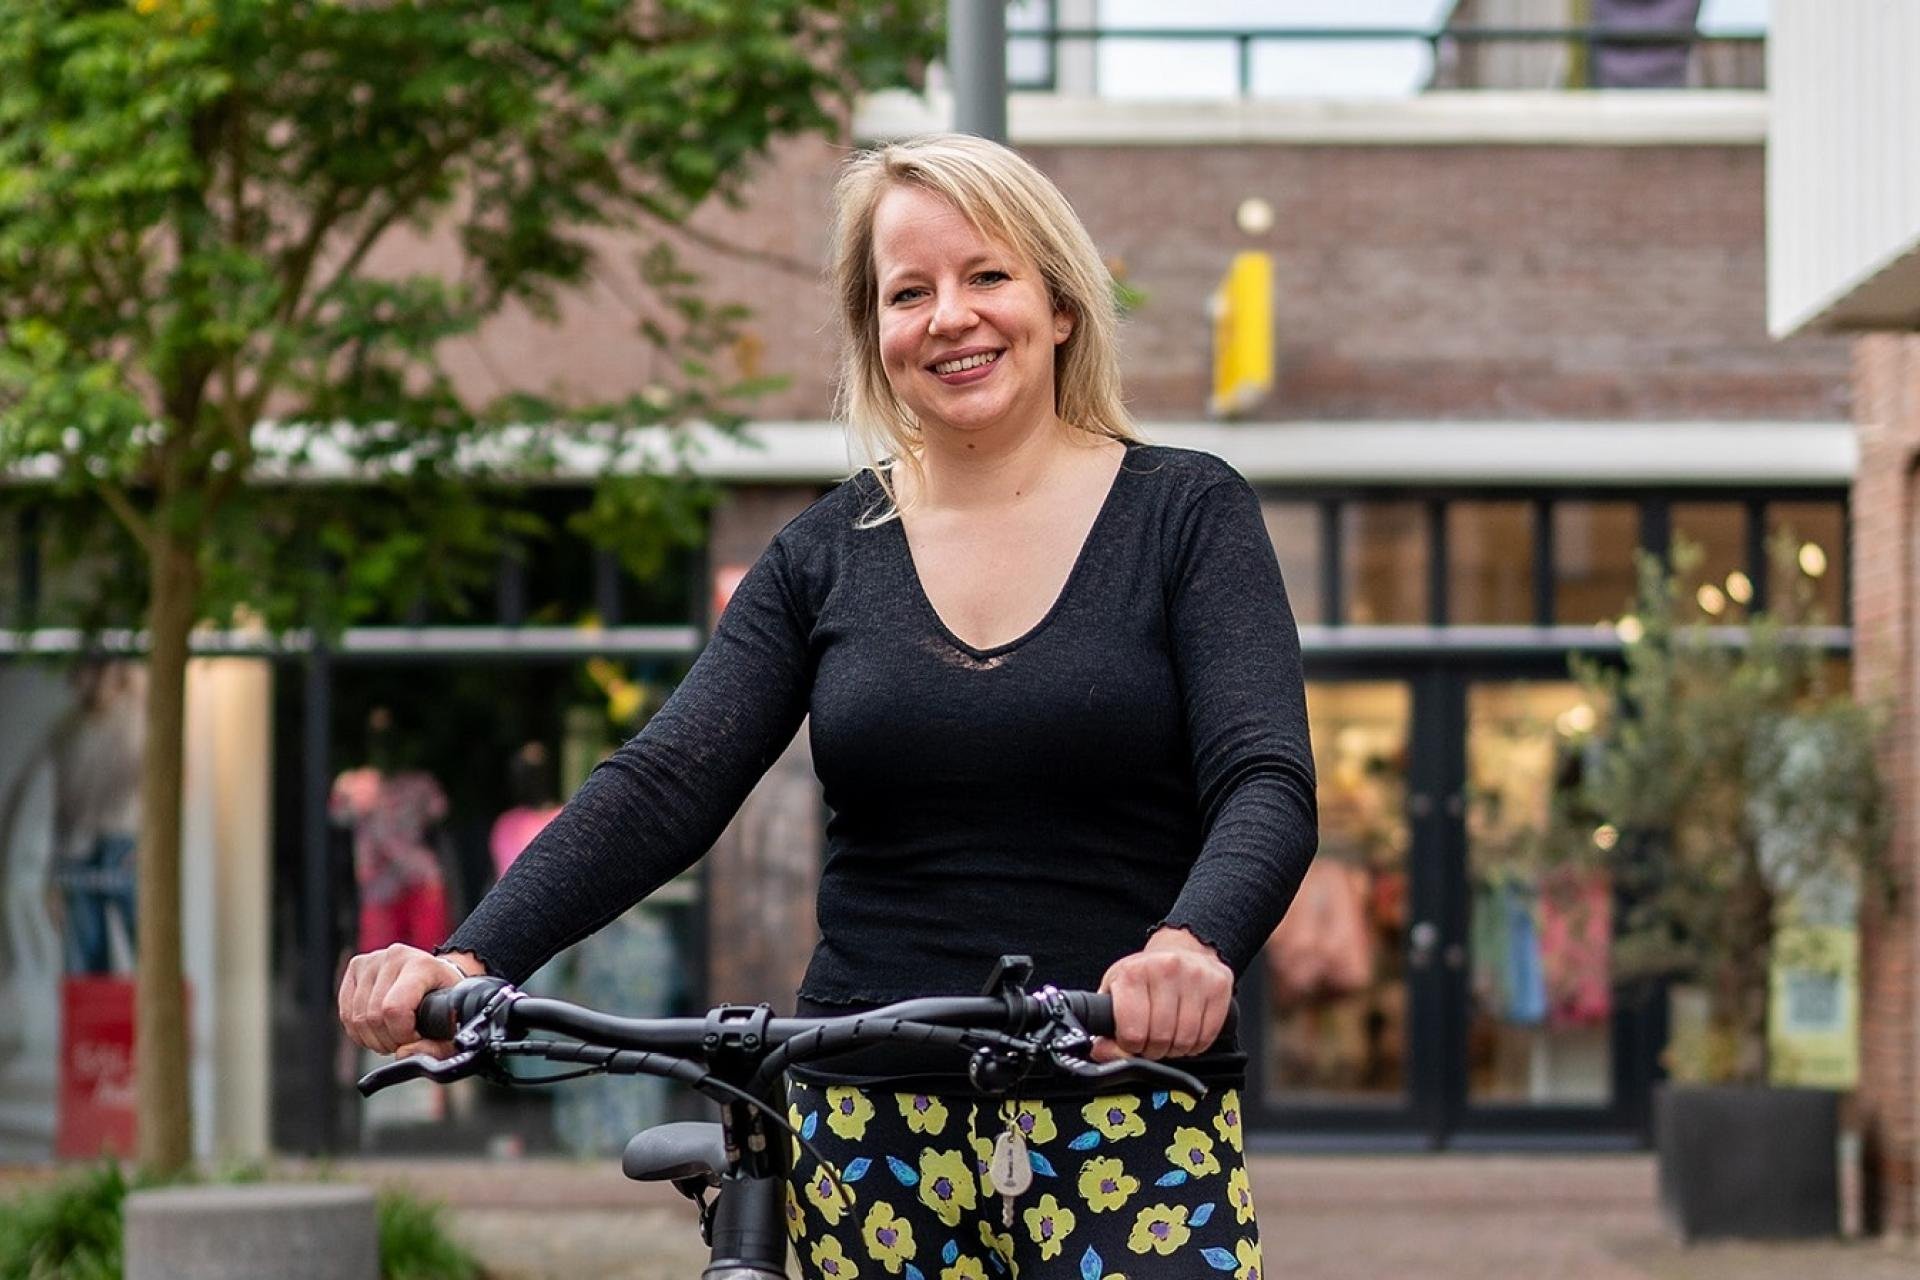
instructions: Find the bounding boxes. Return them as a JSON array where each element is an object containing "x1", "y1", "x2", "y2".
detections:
[
  {"x1": 1065, "y1": 991, "x2": 1114, "y2": 1038},
  {"x1": 416, "y1": 988, "x2": 462, "y2": 1040}
]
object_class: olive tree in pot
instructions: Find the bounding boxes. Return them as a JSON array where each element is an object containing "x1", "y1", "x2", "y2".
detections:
[{"x1": 1544, "y1": 539, "x2": 1892, "y2": 1241}]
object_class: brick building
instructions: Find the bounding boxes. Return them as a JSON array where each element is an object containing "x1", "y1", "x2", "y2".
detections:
[
  {"x1": 1769, "y1": 0, "x2": 1920, "y2": 1235},
  {"x1": 2, "y1": 14, "x2": 1870, "y2": 1169}
]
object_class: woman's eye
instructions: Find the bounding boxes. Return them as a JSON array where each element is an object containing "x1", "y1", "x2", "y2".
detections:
[
  {"x1": 975, "y1": 271, "x2": 1007, "y2": 285},
  {"x1": 888, "y1": 287, "x2": 924, "y2": 304}
]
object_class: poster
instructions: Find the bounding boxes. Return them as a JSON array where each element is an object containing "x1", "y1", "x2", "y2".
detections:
[{"x1": 0, "y1": 661, "x2": 146, "y2": 1160}]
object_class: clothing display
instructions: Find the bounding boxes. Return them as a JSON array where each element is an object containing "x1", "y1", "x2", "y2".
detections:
[
  {"x1": 552, "y1": 906, "x2": 678, "y2": 1155},
  {"x1": 444, "y1": 444, "x2": 1318, "y2": 1092},
  {"x1": 1539, "y1": 870, "x2": 1613, "y2": 1029},
  {"x1": 785, "y1": 1079, "x2": 1259, "y2": 1280},
  {"x1": 1264, "y1": 857, "x2": 1371, "y2": 1005},
  {"x1": 489, "y1": 804, "x2": 562, "y2": 882},
  {"x1": 330, "y1": 767, "x2": 450, "y2": 953}
]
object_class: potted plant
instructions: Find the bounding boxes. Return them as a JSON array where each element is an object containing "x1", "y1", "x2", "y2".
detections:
[{"x1": 1540, "y1": 537, "x2": 1892, "y2": 1241}]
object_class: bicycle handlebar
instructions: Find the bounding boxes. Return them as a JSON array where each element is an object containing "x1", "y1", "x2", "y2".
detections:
[{"x1": 417, "y1": 980, "x2": 1114, "y2": 1052}]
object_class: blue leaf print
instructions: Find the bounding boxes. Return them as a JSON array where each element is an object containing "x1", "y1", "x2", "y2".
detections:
[
  {"x1": 1067, "y1": 1130, "x2": 1102, "y2": 1151},
  {"x1": 1190, "y1": 1203, "x2": 1215, "y2": 1227},
  {"x1": 987, "y1": 1250, "x2": 1007, "y2": 1274},
  {"x1": 887, "y1": 1155, "x2": 920, "y2": 1186},
  {"x1": 1201, "y1": 1246, "x2": 1239, "y2": 1270},
  {"x1": 1080, "y1": 1245, "x2": 1104, "y2": 1280},
  {"x1": 801, "y1": 1111, "x2": 818, "y2": 1140},
  {"x1": 943, "y1": 1239, "x2": 960, "y2": 1266},
  {"x1": 1154, "y1": 1169, "x2": 1190, "y2": 1187},
  {"x1": 904, "y1": 1266, "x2": 926, "y2": 1280},
  {"x1": 843, "y1": 1157, "x2": 871, "y2": 1183},
  {"x1": 1151, "y1": 1091, "x2": 1170, "y2": 1110},
  {"x1": 1028, "y1": 1151, "x2": 1058, "y2": 1178}
]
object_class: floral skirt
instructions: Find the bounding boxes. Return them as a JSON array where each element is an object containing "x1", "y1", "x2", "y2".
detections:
[{"x1": 785, "y1": 1079, "x2": 1262, "y2": 1280}]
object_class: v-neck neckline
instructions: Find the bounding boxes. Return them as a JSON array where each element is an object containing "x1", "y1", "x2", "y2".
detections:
[{"x1": 889, "y1": 443, "x2": 1135, "y2": 660}]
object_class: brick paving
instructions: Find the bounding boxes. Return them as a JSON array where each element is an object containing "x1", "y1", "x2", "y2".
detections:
[{"x1": 309, "y1": 1154, "x2": 1920, "y2": 1280}]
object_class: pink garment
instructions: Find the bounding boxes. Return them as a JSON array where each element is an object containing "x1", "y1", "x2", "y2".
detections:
[
  {"x1": 489, "y1": 805, "x2": 562, "y2": 881},
  {"x1": 1266, "y1": 859, "x2": 1374, "y2": 1004},
  {"x1": 1539, "y1": 870, "x2": 1613, "y2": 1029},
  {"x1": 329, "y1": 768, "x2": 448, "y2": 909}
]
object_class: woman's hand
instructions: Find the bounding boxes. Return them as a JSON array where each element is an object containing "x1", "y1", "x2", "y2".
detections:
[
  {"x1": 1091, "y1": 927, "x2": 1233, "y2": 1062},
  {"x1": 337, "y1": 944, "x2": 484, "y2": 1060}
]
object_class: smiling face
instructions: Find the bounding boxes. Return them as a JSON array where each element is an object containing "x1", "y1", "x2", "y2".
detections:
[{"x1": 871, "y1": 184, "x2": 1074, "y2": 444}]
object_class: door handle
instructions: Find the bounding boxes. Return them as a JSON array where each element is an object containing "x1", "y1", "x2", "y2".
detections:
[{"x1": 1408, "y1": 920, "x2": 1439, "y2": 970}]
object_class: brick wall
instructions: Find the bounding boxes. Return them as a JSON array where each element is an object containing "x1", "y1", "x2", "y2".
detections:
[
  {"x1": 433, "y1": 135, "x2": 1851, "y2": 424},
  {"x1": 1851, "y1": 333, "x2": 1920, "y2": 1235}
]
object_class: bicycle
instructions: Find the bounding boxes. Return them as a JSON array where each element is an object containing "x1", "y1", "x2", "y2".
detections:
[{"x1": 358, "y1": 955, "x2": 1206, "y2": 1280}]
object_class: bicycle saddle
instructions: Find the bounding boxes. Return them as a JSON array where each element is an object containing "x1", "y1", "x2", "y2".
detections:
[{"x1": 622, "y1": 1121, "x2": 727, "y2": 1186}]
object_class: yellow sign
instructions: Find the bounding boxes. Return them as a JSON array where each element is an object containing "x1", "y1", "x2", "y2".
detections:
[
  {"x1": 1209, "y1": 252, "x2": 1273, "y2": 417},
  {"x1": 1769, "y1": 922, "x2": 1858, "y2": 1088}
]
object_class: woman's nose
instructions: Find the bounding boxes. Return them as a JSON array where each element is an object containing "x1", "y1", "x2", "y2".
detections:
[{"x1": 927, "y1": 287, "x2": 976, "y2": 337}]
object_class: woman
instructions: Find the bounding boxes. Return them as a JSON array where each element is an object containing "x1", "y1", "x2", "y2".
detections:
[{"x1": 340, "y1": 134, "x2": 1316, "y2": 1279}]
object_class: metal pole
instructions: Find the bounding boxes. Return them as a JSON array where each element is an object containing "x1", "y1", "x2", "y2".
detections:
[{"x1": 948, "y1": 0, "x2": 1008, "y2": 142}]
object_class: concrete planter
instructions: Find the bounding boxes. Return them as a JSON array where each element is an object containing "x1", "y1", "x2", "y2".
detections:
[
  {"x1": 1653, "y1": 1083, "x2": 1841, "y2": 1241},
  {"x1": 123, "y1": 1183, "x2": 378, "y2": 1280}
]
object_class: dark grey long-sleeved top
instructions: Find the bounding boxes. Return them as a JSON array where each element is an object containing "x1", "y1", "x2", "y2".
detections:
[{"x1": 444, "y1": 443, "x2": 1317, "y2": 1058}]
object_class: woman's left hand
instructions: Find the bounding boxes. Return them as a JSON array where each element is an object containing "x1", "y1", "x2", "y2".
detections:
[{"x1": 1091, "y1": 926, "x2": 1233, "y2": 1062}]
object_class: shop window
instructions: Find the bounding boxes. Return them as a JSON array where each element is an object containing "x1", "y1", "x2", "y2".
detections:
[
  {"x1": 1341, "y1": 501, "x2": 1428, "y2": 625},
  {"x1": 1552, "y1": 501, "x2": 1639, "y2": 625},
  {"x1": 1447, "y1": 501, "x2": 1534, "y2": 625},
  {"x1": 1260, "y1": 500, "x2": 1323, "y2": 626},
  {"x1": 1767, "y1": 501, "x2": 1846, "y2": 625},
  {"x1": 1670, "y1": 502, "x2": 1750, "y2": 623}
]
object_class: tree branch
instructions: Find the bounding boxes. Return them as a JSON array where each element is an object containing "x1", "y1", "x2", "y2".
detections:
[
  {"x1": 97, "y1": 481, "x2": 156, "y2": 559},
  {"x1": 659, "y1": 217, "x2": 818, "y2": 280}
]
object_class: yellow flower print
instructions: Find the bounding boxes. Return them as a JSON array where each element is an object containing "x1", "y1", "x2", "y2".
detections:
[
  {"x1": 1083, "y1": 1095, "x2": 1148, "y2": 1141},
  {"x1": 1167, "y1": 1089, "x2": 1199, "y2": 1111},
  {"x1": 918, "y1": 1148, "x2": 978, "y2": 1227},
  {"x1": 899, "y1": 1092, "x2": 950, "y2": 1136},
  {"x1": 1127, "y1": 1203, "x2": 1191, "y2": 1256},
  {"x1": 970, "y1": 1133, "x2": 996, "y2": 1199},
  {"x1": 1234, "y1": 1236, "x2": 1263, "y2": 1280},
  {"x1": 1077, "y1": 1155, "x2": 1141, "y2": 1213},
  {"x1": 1022, "y1": 1192, "x2": 1077, "y2": 1260},
  {"x1": 826, "y1": 1087, "x2": 876, "y2": 1140},
  {"x1": 789, "y1": 1100, "x2": 807, "y2": 1164},
  {"x1": 861, "y1": 1201, "x2": 917, "y2": 1274},
  {"x1": 941, "y1": 1258, "x2": 990, "y2": 1280},
  {"x1": 977, "y1": 1219, "x2": 1017, "y2": 1274},
  {"x1": 1212, "y1": 1089, "x2": 1244, "y2": 1153},
  {"x1": 785, "y1": 1180, "x2": 807, "y2": 1241},
  {"x1": 811, "y1": 1234, "x2": 862, "y2": 1279},
  {"x1": 806, "y1": 1165, "x2": 854, "y2": 1226},
  {"x1": 1228, "y1": 1165, "x2": 1255, "y2": 1225},
  {"x1": 1166, "y1": 1126, "x2": 1221, "y2": 1179},
  {"x1": 1004, "y1": 1099, "x2": 1057, "y2": 1145}
]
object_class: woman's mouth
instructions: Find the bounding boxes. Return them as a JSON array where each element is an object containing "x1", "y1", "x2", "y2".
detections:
[{"x1": 929, "y1": 350, "x2": 1002, "y2": 383}]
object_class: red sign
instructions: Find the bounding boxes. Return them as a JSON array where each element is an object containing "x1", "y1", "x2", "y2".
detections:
[{"x1": 56, "y1": 977, "x2": 190, "y2": 1159}]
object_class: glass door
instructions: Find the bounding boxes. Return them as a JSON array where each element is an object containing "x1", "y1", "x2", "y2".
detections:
[
  {"x1": 1250, "y1": 675, "x2": 1450, "y2": 1141},
  {"x1": 1446, "y1": 673, "x2": 1656, "y2": 1143}
]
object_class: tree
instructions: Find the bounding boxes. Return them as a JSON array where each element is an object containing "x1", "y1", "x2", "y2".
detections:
[
  {"x1": 1538, "y1": 539, "x2": 1892, "y2": 1084},
  {"x1": 0, "y1": 0, "x2": 940, "y2": 1171}
]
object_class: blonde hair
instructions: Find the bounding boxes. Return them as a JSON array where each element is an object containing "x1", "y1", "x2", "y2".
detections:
[{"x1": 827, "y1": 134, "x2": 1139, "y2": 521}]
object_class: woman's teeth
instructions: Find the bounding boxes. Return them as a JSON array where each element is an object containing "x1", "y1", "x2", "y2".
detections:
[{"x1": 933, "y1": 351, "x2": 1000, "y2": 375}]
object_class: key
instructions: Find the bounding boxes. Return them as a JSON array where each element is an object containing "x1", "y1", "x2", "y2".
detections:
[{"x1": 988, "y1": 1127, "x2": 1032, "y2": 1227}]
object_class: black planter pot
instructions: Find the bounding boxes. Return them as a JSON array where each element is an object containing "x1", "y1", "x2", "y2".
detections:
[{"x1": 1653, "y1": 1083, "x2": 1841, "y2": 1241}]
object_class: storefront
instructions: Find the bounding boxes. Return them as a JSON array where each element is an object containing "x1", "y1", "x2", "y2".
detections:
[{"x1": 0, "y1": 421, "x2": 1856, "y2": 1157}]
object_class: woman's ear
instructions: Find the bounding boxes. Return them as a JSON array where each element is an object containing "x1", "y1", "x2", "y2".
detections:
[{"x1": 1053, "y1": 307, "x2": 1074, "y2": 344}]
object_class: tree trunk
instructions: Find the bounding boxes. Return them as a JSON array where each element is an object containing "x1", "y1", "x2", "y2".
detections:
[
  {"x1": 136, "y1": 535, "x2": 198, "y2": 1173},
  {"x1": 1713, "y1": 855, "x2": 1775, "y2": 1086}
]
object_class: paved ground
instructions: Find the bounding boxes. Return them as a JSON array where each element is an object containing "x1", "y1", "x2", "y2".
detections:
[{"x1": 312, "y1": 1153, "x2": 1920, "y2": 1280}]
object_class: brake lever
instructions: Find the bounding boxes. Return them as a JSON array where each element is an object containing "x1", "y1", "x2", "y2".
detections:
[{"x1": 356, "y1": 1047, "x2": 483, "y2": 1096}]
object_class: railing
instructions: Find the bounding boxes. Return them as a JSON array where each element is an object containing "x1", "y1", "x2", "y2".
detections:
[{"x1": 1007, "y1": 26, "x2": 1767, "y2": 97}]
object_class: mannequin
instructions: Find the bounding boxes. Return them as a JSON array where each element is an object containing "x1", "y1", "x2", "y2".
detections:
[{"x1": 329, "y1": 706, "x2": 449, "y2": 954}]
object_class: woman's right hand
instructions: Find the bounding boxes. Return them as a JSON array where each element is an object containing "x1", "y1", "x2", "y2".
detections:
[{"x1": 338, "y1": 944, "x2": 483, "y2": 1059}]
